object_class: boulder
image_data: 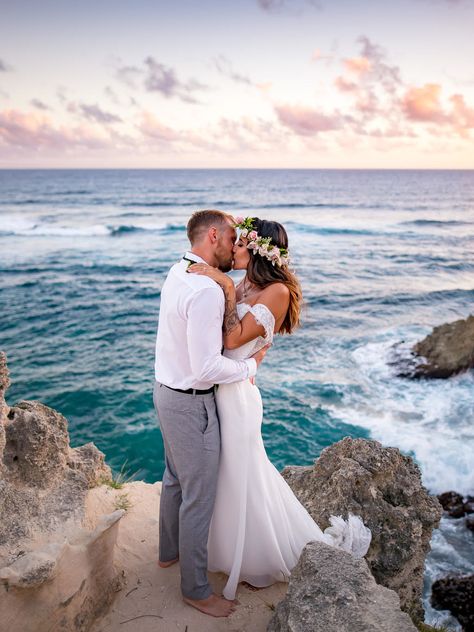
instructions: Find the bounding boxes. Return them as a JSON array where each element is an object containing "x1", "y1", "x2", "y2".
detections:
[
  {"x1": 431, "y1": 574, "x2": 474, "y2": 631},
  {"x1": 281, "y1": 437, "x2": 442, "y2": 622},
  {"x1": 397, "y1": 314, "x2": 474, "y2": 379},
  {"x1": 0, "y1": 352, "x2": 125, "y2": 632},
  {"x1": 267, "y1": 541, "x2": 417, "y2": 632}
]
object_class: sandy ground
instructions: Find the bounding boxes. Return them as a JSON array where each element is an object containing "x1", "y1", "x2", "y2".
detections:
[{"x1": 87, "y1": 481, "x2": 287, "y2": 632}]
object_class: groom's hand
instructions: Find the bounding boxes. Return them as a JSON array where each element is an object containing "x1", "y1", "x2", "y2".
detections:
[{"x1": 251, "y1": 344, "x2": 271, "y2": 370}]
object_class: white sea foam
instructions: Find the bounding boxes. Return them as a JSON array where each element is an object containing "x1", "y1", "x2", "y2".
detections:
[
  {"x1": 0, "y1": 215, "x2": 178, "y2": 237},
  {"x1": 327, "y1": 330, "x2": 474, "y2": 495}
]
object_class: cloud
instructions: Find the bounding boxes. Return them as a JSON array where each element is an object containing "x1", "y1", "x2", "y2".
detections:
[
  {"x1": 0, "y1": 58, "x2": 12, "y2": 72},
  {"x1": 214, "y1": 56, "x2": 253, "y2": 86},
  {"x1": 115, "y1": 63, "x2": 142, "y2": 89},
  {"x1": 138, "y1": 111, "x2": 181, "y2": 143},
  {"x1": 0, "y1": 109, "x2": 112, "y2": 151},
  {"x1": 30, "y1": 99, "x2": 50, "y2": 111},
  {"x1": 257, "y1": 0, "x2": 321, "y2": 11},
  {"x1": 402, "y1": 83, "x2": 474, "y2": 136},
  {"x1": 402, "y1": 83, "x2": 445, "y2": 122},
  {"x1": 143, "y1": 56, "x2": 207, "y2": 103},
  {"x1": 343, "y1": 56, "x2": 371, "y2": 76},
  {"x1": 78, "y1": 103, "x2": 122, "y2": 124},
  {"x1": 114, "y1": 56, "x2": 207, "y2": 104},
  {"x1": 274, "y1": 104, "x2": 342, "y2": 135}
]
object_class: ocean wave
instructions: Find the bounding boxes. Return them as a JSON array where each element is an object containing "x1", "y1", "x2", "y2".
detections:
[
  {"x1": 0, "y1": 219, "x2": 186, "y2": 238},
  {"x1": 346, "y1": 334, "x2": 474, "y2": 496},
  {"x1": 400, "y1": 219, "x2": 472, "y2": 227},
  {"x1": 286, "y1": 221, "x2": 377, "y2": 236}
]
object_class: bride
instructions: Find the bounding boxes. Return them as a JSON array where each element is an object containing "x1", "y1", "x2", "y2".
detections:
[{"x1": 188, "y1": 216, "x2": 371, "y2": 600}]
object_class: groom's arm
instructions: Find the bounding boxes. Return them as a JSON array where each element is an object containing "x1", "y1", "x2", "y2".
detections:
[{"x1": 187, "y1": 286, "x2": 257, "y2": 384}]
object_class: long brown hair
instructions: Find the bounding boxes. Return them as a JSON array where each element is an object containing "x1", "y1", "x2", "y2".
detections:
[{"x1": 245, "y1": 218, "x2": 302, "y2": 334}]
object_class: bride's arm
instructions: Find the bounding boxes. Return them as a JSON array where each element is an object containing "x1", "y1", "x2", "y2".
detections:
[{"x1": 188, "y1": 264, "x2": 289, "y2": 349}]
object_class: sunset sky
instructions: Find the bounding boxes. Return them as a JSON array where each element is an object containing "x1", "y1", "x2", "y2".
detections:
[{"x1": 1, "y1": 0, "x2": 473, "y2": 168}]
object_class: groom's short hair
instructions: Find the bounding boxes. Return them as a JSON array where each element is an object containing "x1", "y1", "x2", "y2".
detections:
[{"x1": 187, "y1": 209, "x2": 233, "y2": 245}]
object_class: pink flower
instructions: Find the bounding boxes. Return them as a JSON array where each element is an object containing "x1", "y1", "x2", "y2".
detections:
[
  {"x1": 248, "y1": 230, "x2": 258, "y2": 240},
  {"x1": 241, "y1": 229, "x2": 248, "y2": 238},
  {"x1": 235, "y1": 216, "x2": 245, "y2": 224}
]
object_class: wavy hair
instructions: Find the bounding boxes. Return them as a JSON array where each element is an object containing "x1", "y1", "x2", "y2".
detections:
[{"x1": 245, "y1": 218, "x2": 302, "y2": 334}]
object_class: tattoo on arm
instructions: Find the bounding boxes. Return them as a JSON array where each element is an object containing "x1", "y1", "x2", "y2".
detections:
[{"x1": 223, "y1": 294, "x2": 240, "y2": 335}]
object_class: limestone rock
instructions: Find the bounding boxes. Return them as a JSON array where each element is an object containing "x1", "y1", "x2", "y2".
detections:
[
  {"x1": 281, "y1": 437, "x2": 442, "y2": 622},
  {"x1": 267, "y1": 540, "x2": 417, "y2": 632},
  {"x1": 0, "y1": 352, "x2": 124, "y2": 632},
  {"x1": 431, "y1": 574, "x2": 474, "y2": 631},
  {"x1": 395, "y1": 315, "x2": 474, "y2": 378}
]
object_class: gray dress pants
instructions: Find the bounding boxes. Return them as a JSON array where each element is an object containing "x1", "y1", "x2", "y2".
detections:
[{"x1": 153, "y1": 381, "x2": 220, "y2": 600}]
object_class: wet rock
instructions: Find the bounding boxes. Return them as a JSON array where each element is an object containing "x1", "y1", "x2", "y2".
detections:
[
  {"x1": 404, "y1": 315, "x2": 474, "y2": 379},
  {"x1": 267, "y1": 540, "x2": 417, "y2": 632},
  {"x1": 431, "y1": 574, "x2": 474, "y2": 631},
  {"x1": 437, "y1": 491, "x2": 466, "y2": 518},
  {"x1": 281, "y1": 437, "x2": 442, "y2": 622}
]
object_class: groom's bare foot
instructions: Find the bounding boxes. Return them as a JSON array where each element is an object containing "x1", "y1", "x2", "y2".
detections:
[
  {"x1": 183, "y1": 593, "x2": 236, "y2": 617},
  {"x1": 158, "y1": 557, "x2": 179, "y2": 568}
]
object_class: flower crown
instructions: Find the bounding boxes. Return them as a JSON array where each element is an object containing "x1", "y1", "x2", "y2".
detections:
[{"x1": 234, "y1": 216, "x2": 290, "y2": 268}]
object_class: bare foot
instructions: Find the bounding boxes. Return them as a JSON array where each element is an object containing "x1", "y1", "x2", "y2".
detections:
[
  {"x1": 158, "y1": 557, "x2": 179, "y2": 568},
  {"x1": 183, "y1": 593, "x2": 237, "y2": 617}
]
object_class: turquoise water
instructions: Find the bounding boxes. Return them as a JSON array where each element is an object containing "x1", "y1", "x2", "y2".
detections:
[
  {"x1": 1, "y1": 169, "x2": 473, "y2": 491},
  {"x1": 1, "y1": 169, "x2": 473, "y2": 627}
]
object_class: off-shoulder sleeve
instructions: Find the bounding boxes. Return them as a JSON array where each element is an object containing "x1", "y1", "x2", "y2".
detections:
[{"x1": 248, "y1": 303, "x2": 275, "y2": 344}]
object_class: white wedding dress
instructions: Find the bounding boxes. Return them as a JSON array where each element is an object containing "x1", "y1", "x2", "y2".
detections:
[{"x1": 207, "y1": 302, "x2": 371, "y2": 600}]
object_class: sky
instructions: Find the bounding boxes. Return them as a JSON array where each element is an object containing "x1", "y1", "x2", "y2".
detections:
[{"x1": 0, "y1": 0, "x2": 473, "y2": 168}]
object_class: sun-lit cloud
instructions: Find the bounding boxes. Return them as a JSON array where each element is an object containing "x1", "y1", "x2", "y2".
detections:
[
  {"x1": 343, "y1": 56, "x2": 371, "y2": 76},
  {"x1": 274, "y1": 104, "x2": 343, "y2": 135},
  {"x1": 403, "y1": 83, "x2": 445, "y2": 122},
  {"x1": 403, "y1": 83, "x2": 474, "y2": 136},
  {"x1": 0, "y1": 109, "x2": 112, "y2": 151}
]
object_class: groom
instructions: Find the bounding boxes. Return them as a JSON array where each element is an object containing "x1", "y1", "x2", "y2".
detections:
[{"x1": 153, "y1": 209, "x2": 268, "y2": 617}]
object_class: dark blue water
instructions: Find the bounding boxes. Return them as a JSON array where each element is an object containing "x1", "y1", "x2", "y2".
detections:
[{"x1": 1, "y1": 169, "x2": 473, "y2": 628}]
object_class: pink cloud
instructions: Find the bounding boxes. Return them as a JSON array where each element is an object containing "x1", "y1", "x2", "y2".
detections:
[
  {"x1": 334, "y1": 76, "x2": 358, "y2": 92},
  {"x1": 343, "y1": 56, "x2": 371, "y2": 75},
  {"x1": 402, "y1": 83, "x2": 445, "y2": 122},
  {"x1": 0, "y1": 109, "x2": 113, "y2": 151},
  {"x1": 274, "y1": 104, "x2": 342, "y2": 135},
  {"x1": 138, "y1": 111, "x2": 182, "y2": 142}
]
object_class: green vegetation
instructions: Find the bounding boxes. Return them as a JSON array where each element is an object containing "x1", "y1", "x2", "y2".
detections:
[
  {"x1": 114, "y1": 492, "x2": 133, "y2": 512},
  {"x1": 99, "y1": 459, "x2": 141, "y2": 490}
]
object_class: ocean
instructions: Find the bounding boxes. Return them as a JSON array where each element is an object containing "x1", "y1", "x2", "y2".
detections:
[{"x1": 1, "y1": 168, "x2": 473, "y2": 628}]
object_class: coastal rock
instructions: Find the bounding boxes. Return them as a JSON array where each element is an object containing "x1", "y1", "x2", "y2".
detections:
[
  {"x1": 431, "y1": 574, "x2": 474, "y2": 631},
  {"x1": 0, "y1": 352, "x2": 124, "y2": 632},
  {"x1": 281, "y1": 437, "x2": 442, "y2": 622},
  {"x1": 267, "y1": 540, "x2": 417, "y2": 632},
  {"x1": 437, "y1": 491, "x2": 473, "y2": 518},
  {"x1": 395, "y1": 314, "x2": 474, "y2": 379}
]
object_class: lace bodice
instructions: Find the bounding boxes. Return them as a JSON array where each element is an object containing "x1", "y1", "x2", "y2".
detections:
[{"x1": 223, "y1": 303, "x2": 275, "y2": 361}]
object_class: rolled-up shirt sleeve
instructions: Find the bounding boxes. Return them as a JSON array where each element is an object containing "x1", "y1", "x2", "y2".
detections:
[{"x1": 187, "y1": 286, "x2": 257, "y2": 384}]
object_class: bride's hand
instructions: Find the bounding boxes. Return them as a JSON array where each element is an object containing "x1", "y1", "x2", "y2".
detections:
[{"x1": 188, "y1": 263, "x2": 233, "y2": 291}]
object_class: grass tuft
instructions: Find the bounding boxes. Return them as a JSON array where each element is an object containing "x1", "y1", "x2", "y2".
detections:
[
  {"x1": 99, "y1": 459, "x2": 142, "y2": 490},
  {"x1": 114, "y1": 492, "x2": 133, "y2": 512}
]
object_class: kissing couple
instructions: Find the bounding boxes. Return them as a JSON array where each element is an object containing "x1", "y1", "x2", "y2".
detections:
[{"x1": 153, "y1": 210, "x2": 371, "y2": 618}]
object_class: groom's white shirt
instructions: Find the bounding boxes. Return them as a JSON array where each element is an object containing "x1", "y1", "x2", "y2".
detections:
[{"x1": 154, "y1": 251, "x2": 256, "y2": 389}]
